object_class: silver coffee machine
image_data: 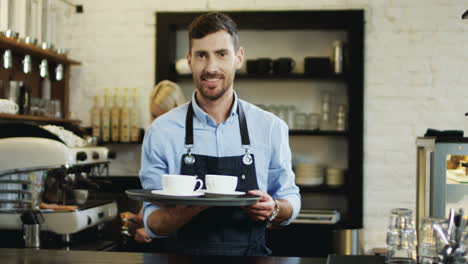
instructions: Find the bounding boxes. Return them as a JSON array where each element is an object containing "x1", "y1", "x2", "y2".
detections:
[{"x1": 0, "y1": 124, "x2": 118, "y2": 249}]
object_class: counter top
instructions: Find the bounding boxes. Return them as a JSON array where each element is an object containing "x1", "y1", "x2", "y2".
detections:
[{"x1": 0, "y1": 248, "x2": 327, "y2": 264}]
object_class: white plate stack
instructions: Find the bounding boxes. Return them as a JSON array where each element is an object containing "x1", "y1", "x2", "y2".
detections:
[{"x1": 294, "y1": 163, "x2": 324, "y2": 186}]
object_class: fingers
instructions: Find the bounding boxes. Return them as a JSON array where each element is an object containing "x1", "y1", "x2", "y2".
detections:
[
  {"x1": 134, "y1": 228, "x2": 152, "y2": 243},
  {"x1": 242, "y1": 207, "x2": 268, "y2": 221},
  {"x1": 120, "y1": 212, "x2": 135, "y2": 219},
  {"x1": 241, "y1": 190, "x2": 275, "y2": 222}
]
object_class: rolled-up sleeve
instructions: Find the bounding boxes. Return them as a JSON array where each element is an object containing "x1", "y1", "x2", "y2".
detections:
[
  {"x1": 267, "y1": 119, "x2": 301, "y2": 225},
  {"x1": 139, "y1": 125, "x2": 169, "y2": 238}
]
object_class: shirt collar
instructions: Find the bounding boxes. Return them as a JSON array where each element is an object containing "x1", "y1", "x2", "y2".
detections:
[{"x1": 191, "y1": 90, "x2": 239, "y2": 127}]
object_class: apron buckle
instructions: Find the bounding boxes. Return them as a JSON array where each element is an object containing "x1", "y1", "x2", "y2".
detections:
[
  {"x1": 184, "y1": 144, "x2": 196, "y2": 165},
  {"x1": 242, "y1": 145, "x2": 253, "y2": 165}
]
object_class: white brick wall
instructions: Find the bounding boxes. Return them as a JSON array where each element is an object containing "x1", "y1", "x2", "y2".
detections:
[{"x1": 54, "y1": 0, "x2": 468, "y2": 254}]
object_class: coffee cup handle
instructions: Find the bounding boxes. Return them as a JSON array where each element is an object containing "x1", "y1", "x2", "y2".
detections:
[{"x1": 194, "y1": 179, "x2": 203, "y2": 192}]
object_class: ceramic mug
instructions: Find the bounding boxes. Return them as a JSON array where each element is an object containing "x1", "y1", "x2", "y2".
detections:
[
  {"x1": 205, "y1": 175, "x2": 238, "y2": 193},
  {"x1": 73, "y1": 189, "x2": 89, "y2": 205},
  {"x1": 0, "y1": 99, "x2": 19, "y2": 114},
  {"x1": 162, "y1": 174, "x2": 203, "y2": 194}
]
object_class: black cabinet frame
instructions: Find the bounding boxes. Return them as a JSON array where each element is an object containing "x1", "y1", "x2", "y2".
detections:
[{"x1": 154, "y1": 10, "x2": 364, "y2": 229}]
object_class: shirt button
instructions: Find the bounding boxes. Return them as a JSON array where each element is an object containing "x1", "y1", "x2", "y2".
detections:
[{"x1": 241, "y1": 175, "x2": 246, "y2": 180}]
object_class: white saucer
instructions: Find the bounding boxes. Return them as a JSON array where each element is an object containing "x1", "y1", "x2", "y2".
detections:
[
  {"x1": 151, "y1": 190, "x2": 204, "y2": 197},
  {"x1": 202, "y1": 190, "x2": 245, "y2": 198}
]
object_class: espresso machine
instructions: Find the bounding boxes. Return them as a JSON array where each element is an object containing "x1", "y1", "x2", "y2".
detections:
[{"x1": 0, "y1": 123, "x2": 118, "y2": 250}]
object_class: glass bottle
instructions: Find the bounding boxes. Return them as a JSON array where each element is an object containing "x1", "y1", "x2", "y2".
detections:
[
  {"x1": 101, "y1": 88, "x2": 111, "y2": 143},
  {"x1": 90, "y1": 95, "x2": 101, "y2": 139},
  {"x1": 111, "y1": 88, "x2": 121, "y2": 142},
  {"x1": 120, "y1": 88, "x2": 130, "y2": 143},
  {"x1": 130, "y1": 88, "x2": 140, "y2": 142}
]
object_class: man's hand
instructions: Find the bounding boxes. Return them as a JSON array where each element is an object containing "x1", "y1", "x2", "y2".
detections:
[
  {"x1": 134, "y1": 227, "x2": 152, "y2": 243},
  {"x1": 241, "y1": 190, "x2": 275, "y2": 221},
  {"x1": 120, "y1": 211, "x2": 143, "y2": 229}
]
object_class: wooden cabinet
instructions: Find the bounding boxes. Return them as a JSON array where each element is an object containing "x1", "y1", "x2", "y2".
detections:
[
  {"x1": 155, "y1": 10, "x2": 364, "y2": 256},
  {"x1": 0, "y1": 34, "x2": 81, "y2": 127}
]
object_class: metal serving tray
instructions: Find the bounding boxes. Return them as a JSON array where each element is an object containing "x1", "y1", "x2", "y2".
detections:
[{"x1": 126, "y1": 189, "x2": 261, "y2": 206}]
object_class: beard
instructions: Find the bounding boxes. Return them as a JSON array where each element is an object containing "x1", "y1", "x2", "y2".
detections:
[{"x1": 194, "y1": 71, "x2": 234, "y2": 101}]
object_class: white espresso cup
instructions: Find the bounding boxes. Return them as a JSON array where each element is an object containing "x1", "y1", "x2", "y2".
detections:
[
  {"x1": 205, "y1": 174, "x2": 238, "y2": 193},
  {"x1": 162, "y1": 174, "x2": 203, "y2": 194}
]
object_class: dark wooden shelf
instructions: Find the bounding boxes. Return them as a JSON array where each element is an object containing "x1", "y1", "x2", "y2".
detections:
[
  {"x1": 297, "y1": 184, "x2": 346, "y2": 193},
  {"x1": 101, "y1": 141, "x2": 142, "y2": 145},
  {"x1": 0, "y1": 35, "x2": 81, "y2": 65},
  {"x1": 173, "y1": 73, "x2": 345, "y2": 81},
  {"x1": 289, "y1": 130, "x2": 347, "y2": 136},
  {"x1": 0, "y1": 113, "x2": 81, "y2": 124}
]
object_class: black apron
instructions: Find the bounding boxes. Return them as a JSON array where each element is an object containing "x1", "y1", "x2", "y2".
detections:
[{"x1": 161, "y1": 101, "x2": 271, "y2": 256}]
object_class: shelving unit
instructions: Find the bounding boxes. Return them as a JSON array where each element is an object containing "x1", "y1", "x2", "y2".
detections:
[
  {"x1": 289, "y1": 130, "x2": 347, "y2": 136},
  {"x1": 0, "y1": 35, "x2": 81, "y2": 127},
  {"x1": 171, "y1": 73, "x2": 346, "y2": 81},
  {"x1": 0, "y1": 113, "x2": 81, "y2": 125},
  {"x1": 155, "y1": 10, "x2": 364, "y2": 257}
]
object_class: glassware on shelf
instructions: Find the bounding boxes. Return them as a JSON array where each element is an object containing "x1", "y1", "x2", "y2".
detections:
[
  {"x1": 294, "y1": 112, "x2": 308, "y2": 130},
  {"x1": 320, "y1": 89, "x2": 335, "y2": 131},
  {"x1": 276, "y1": 105, "x2": 288, "y2": 123},
  {"x1": 287, "y1": 105, "x2": 296, "y2": 129},
  {"x1": 386, "y1": 208, "x2": 417, "y2": 264},
  {"x1": 51, "y1": 100, "x2": 62, "y2": 118},
  {"x1": 336, "y1": 104, "x2": 347, "y2": 131},
  {"x1": 419, "y1": 217, "x2": 447, "y2": 264},
  {"x1": 308, "y1": 113, "x2": 320, "y2": 130}
]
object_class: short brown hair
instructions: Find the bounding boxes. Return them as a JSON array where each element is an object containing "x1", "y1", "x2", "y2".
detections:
[{"x1": 188, "y1": 12, "x2": 239, "y2": 51}]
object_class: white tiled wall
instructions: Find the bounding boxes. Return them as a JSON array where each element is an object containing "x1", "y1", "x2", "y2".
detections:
[{"x1": 54, "y1": 0, "x2": 468, "y2": 253}]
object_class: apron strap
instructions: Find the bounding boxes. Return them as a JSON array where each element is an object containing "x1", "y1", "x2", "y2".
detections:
[
  {"x1": 185, "y1": 102, "x2": 195, "y2": 146},
  {"x1": 184, "y1": 98, "x2": 251, "y2": 146},
  {"x1": 237, "y1": 99, "x2": 250, "y2": 146}
]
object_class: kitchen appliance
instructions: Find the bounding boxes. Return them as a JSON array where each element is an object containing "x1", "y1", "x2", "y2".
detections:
[
  {"x1": 0, "y1": 124, "x2": 118, "y2": 248},
  {"x1": 416, "y1": 134, "x2": 468, "y2": 232}
]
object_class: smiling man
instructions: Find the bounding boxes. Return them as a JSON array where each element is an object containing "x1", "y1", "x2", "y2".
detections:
[{"x1": 139, "y1": 12, "x2": 300, "y2": 256}]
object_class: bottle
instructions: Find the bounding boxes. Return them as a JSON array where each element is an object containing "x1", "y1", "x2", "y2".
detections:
[
  {"x1": 101, "y1": 88, "x2": 111, "y2": 143},
  {"x1": 90, "y1": 95, "x2": 101, "y2": 139},
  {"x1": 111, "y1": 88, "x2": 121, "y2": 142},
  {"x1": 120, "y1": 88, "x2": 130, "y2": 142},
  {"x1": 130, "y1": 88, "x2": 140, "y2": 142},
  {"x1": 18, "y1": 82, "x2": 31, "y2": 115},
  {"x1": 331, "y1": 41, "x2": 344, "y2": 74}
]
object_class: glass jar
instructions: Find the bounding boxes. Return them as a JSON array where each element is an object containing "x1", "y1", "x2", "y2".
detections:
[{"x1": 294, "y1": 112, "x2": 308, "y2": 130}]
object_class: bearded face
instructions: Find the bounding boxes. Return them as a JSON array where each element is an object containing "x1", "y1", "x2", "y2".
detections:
[{"x1": 187, "y1": 30, "x2": 244, "y2": 101}]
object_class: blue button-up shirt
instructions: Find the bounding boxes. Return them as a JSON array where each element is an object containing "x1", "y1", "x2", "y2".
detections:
[{"x1": 140, "y1": 91, "x2": 301, "y2": 238}]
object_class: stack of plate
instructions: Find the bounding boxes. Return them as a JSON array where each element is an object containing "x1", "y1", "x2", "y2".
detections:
[
  {"x1": 326, "y1": 168, "x2": 345, "y2": 187},
  {"x1": 294, "y1": 163, "x2": 324, "y2": 186}
]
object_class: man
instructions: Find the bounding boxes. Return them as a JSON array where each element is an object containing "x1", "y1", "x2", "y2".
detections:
[{"x1": 140, "y1": 12, "x2": 300, "y2": 256}]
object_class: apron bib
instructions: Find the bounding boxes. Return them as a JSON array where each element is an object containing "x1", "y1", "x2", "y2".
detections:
[{"x1": 160, "y1": 101, "x2": 270, "y2": 256}]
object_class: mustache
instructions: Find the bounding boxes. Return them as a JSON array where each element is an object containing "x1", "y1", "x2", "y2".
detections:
[{"x1": 201, "y1": 72, "x2": 224, "y2": 79}]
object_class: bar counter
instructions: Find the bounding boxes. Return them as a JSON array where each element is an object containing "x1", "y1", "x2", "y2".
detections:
[{"x1": 0, "y1": 248, "x2": 327, "y2": 264}]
